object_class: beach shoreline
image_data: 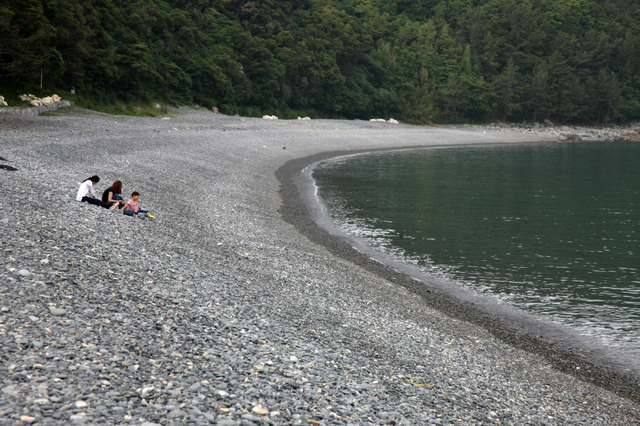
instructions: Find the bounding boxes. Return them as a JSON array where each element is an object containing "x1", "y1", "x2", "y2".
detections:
[
  {"x1": 1, "y1": 108, "x2": 639, "y2": 424},
  {"x1": 277, "y1": 145, "x2": 640, "y2": 403}
]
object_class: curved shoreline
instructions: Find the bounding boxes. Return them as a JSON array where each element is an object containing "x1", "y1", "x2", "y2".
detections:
[{"x1": 276, "y1": 145, "x2": 640, "y2": 403}]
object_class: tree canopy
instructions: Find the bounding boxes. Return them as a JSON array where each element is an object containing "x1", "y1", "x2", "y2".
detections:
[{"x1": 2, "y1": 0, "x2": 639, "y2": 123}]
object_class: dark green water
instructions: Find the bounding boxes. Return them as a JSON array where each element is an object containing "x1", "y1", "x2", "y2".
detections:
[{"x1": 313, "y1": 141, "x2": 640, "y2": 359}]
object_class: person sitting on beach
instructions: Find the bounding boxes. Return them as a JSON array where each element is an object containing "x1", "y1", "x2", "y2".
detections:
[
  {"x1": 118, "y1": 191, "x2": 152, "y2": 218},
  {"x1": 76, "y1": 175, "x2": 111, "y2": 208},
  {"x1": 102, "y1": 180, "x2": 126, "y2": 209}
]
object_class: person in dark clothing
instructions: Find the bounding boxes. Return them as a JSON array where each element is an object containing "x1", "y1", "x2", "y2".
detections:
[{"x1": 102, "y1": 180, "x2": 126, "y2": 209}]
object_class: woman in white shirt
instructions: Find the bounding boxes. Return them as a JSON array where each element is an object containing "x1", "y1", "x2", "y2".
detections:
[{"x1": 76, "y1": 175, "x2": 111, "y2": 208}]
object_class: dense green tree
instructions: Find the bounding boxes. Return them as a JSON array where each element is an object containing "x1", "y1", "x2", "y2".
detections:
[
  {"x1": 1, "y1": 0, "x2": 60, "y2": 86},
  {"x1": 594, "y1": 68, "x2": 623, "y2": 123},
  {"x1": 1, "y1": 0, "x2": 639, "y2": 123},
  {"x1": 527, "y1": 60, "x2": 552, "y2": 122},
  {"x1": 41, "y1": 0, "x2": 92, "y2": 88},
  {"x1": 491, "y1": 57, "x2": 520, "y2": 121}
]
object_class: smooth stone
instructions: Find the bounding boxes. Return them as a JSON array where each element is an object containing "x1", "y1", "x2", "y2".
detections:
[
  {"x1": 168, "y1": 409, "x2": 187, "y2": 419},
  {"x1": 216, "y1": 420, "x2": 237, "y2": 426},
  {"x1": 252, "y1": 406, "x2": 269, "y2": 415},
  {"x1": 69, "y1": 414, "x2": 87, "y2": 424},
  {"x1": 140, "y1": 387, "x2": 154, "y2": 399},
  {"x1": 49, "y1": 308, "x2": 67, "y2": 316},
  {"x1": 1, "y1": 385, "x2": 19, "y2": 396}
]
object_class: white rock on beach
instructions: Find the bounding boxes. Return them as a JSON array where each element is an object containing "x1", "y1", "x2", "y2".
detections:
[
  {"x1": 369, "y1": 118, "x2": 399, "y2": 123},
  {"x1": 19, "y1": 93, "x2": 62, "y2": 106}
]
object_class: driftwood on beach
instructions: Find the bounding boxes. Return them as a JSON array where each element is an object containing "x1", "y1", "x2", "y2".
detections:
[{"x1": 0, "y1": 108, "x2": 638, "y2": 424}]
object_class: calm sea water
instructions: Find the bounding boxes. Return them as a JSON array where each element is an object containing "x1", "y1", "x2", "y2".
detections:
[{"x1": 313, "y1": 141, "x2": 640, "y2": 361}]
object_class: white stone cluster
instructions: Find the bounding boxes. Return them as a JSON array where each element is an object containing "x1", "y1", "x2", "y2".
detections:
[
  {"x1": 0, "y1": 96, "x2": 7, "y2": 107},
  {"x1": 370, "y1": 118, "x2": 399, "y2": 123},
  {"x1": 19, "y1": 93, "x2": 62, "y2": 106},
  {"x1": 262, "y1": 115, "x2": 278, "y2": 120},
  {"x1": 297, "y1": 116, "x2": 311, "y2": 120}
]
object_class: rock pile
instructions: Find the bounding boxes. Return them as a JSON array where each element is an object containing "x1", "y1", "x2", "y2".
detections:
[
  {"x1": 0, "y1": 95, "x2": 71, "y2": 116},
  {"x1": 370, "y1": 118, "x2": 399, "y2": 123},
  {"x1": 19, "y1": 94, "x2": 63, "y2": 107}
]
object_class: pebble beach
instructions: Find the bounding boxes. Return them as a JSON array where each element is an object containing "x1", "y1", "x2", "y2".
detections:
[{"x1": 1, "y1": 107, "x2": 639, "y2": 425}]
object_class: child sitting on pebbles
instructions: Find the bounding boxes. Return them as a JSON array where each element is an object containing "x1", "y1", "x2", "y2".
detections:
[{"x1": 116, "y1": 191, "x2": 153, "y2": 219}]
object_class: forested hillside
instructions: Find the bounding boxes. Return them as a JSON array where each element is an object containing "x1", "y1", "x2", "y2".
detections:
[{"x1": 2, "y1": 0, "x2": 639, "y2": 123}]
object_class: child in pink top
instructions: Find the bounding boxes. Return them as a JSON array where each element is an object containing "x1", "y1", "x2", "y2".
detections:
[{"x1": 119, "y1": 191, "x2": 150, "y2": 218}]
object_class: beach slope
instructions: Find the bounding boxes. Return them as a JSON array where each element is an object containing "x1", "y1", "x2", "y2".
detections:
[{"x1": 1, "y1": 109, "x2": 638, "y2": 424}]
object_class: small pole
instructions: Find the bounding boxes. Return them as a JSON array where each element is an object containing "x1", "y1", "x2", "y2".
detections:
[{"x1": 40, "y1": 68, "x2": 43, "y2": 88}]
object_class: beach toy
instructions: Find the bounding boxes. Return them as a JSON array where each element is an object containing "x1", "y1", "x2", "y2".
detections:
[{"x1": 407, "y1": 377, "x2": 433, "y2": 387}]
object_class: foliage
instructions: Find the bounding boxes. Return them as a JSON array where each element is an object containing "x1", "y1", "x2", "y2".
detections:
[{"x1": 1, "y1": 0, "x2": 639, "y2": 123}]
